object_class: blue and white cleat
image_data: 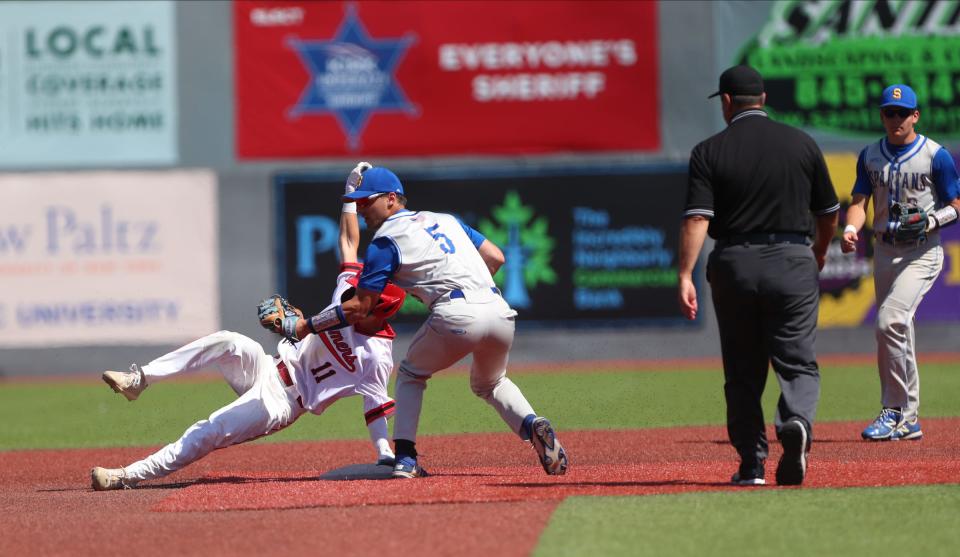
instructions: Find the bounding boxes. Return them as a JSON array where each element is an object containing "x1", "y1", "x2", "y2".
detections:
[
  {"x1": 529, "y1": 417, "x2": 568, "y2": 476},
  {"x1": 392, "y1": 456, "x2": 429, "y2": 479},
  {"x1": 891, "y1": 418, "x2": 923, "y2": 441},
  {"x1": 861, "y1": 408, "x2": 903, "y2": 441}
]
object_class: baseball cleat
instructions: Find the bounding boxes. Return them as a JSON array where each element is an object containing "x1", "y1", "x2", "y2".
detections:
[
  {"x1": 861, "y1": 408, "x2": 903, "y2": 441},
  {"x1": 731, "y1": 459, "x2": 766, "y2": 486},
  {"x1": 102, "y1": 364, "x2": 147, "y2": 401},
  {"x1": 90, "y1": 467, "x2": 135, "y2": 491},
  {"x1": 530, "y1": 417, "x2": 568, "y2": 476},
  {"x1": 776, "y1": 420, "x2": 809, "y2": 486},
  {"x1": 392, "y1": 456, "x2": 429, "y2": 479},
  {"x1": 891, "y1": 418, "x2": 923, "y2": 441}
]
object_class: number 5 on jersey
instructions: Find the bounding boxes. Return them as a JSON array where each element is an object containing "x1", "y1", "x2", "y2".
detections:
[{"x1": 424, "y1": 223, "x2": 456, "y2": 254}]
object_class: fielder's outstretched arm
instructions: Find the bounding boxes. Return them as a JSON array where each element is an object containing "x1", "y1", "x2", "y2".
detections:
[{"x1": 339, "y1": 210, "x2": 360, "y2": 264}]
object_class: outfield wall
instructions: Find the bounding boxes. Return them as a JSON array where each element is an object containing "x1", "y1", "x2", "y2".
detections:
[{"x1": 1, "y1": 1, "x2": 958, "y2": 376}]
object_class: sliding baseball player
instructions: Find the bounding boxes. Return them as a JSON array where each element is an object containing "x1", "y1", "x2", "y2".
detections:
[{"x1": 91, "y1": 163, "x2": 402, "y2": 490}]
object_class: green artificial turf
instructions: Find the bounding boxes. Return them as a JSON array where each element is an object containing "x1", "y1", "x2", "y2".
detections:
[
  {"x1": 1, "y1": 363, "x2": 958, "y2": 450},
  {"x1": 534, "y1": 484, "x2": 960, "y2": 557}
]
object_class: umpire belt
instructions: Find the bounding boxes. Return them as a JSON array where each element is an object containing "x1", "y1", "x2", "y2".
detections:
[{"x1": 716, "y1": 233, "x2": 809, "y2": 248}]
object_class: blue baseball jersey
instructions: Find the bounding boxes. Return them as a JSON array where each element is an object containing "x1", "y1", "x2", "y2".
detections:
[
  {"x1": 852, "y1": 134, "x2": 960, "y2": 230},
  {"x1": 357, "y1": 209, "x2": 492, "y2": 306}
]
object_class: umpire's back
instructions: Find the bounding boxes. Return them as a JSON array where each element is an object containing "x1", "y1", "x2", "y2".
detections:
[{"x1": 687, "y1": 111, "x2": 837, "y2": 239}]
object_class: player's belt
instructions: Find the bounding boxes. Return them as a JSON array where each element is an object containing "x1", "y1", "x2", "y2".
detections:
[
  {"x1": 717, "y1": 233, "x2": 809, "y2": 247},
  {"x1": 877, "y1": 231, "x2": 926, "y2": 247},
  {"x1": 449, "y1": 287, "x2": 501, "y2": 299},
  {"x1": 276, "y1": 361, "x2": 294, "y2": 387}
]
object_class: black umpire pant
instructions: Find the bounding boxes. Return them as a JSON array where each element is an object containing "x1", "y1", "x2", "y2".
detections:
[{"x1": 707, "y1": 241, "x2": 821, "y2": 466}]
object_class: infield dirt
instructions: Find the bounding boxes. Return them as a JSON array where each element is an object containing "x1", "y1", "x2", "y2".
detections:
[{"x1": 2, "y1": 419, "x2": 958, "y2": 556}]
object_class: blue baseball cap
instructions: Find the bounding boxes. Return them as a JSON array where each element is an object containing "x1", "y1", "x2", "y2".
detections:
[
  {"x1": 880, "y1": 84, "x2": 917, "y2": 109},
  {"x1": 342, "y1": 167, "x2": 404, "y2": 201}
]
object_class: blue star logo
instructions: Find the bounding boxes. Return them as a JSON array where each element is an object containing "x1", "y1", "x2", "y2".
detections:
[{"x1": 286, "y1": 5, "x2": 417, "y2": 149}]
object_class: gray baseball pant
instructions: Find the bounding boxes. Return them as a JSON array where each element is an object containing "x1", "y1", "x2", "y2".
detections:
[{"x1": 872, "y1": 239, "x2": 943, "y2": 421}]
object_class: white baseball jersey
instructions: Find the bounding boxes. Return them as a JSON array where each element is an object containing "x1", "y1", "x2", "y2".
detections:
[
  {"x1": 278, "y1": 268, "x2": 395, "y2": 421},
  {"x1": 361, "y1": 210, "x2": 496, "y2": 306},
  {"x1": 123, "y1": 267, "x2": 396, "y2": 485},
  {"x1": 355, "y1": 208, "x2": 536, "y2": 444},
  {"x1": 854, "y1": 134, "x2": 955, "y2": 230},
  {"x1": 852, "y1": 133, "x2": 960, "y2": 422}
]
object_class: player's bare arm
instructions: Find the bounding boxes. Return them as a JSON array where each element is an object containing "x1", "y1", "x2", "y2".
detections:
[
  {"x1": 477, "y1": 239, "x2": 506, "y2": 276},
  {"x1": 339, "y1": 211, "x2": 361, "y2": 263},
  {"x1": 813, "y1": 210, "x2": 839, "y2": 270},
  {"x1": 841, "y1": 194, "x2": 869, "y2": 253},
  {"x1": 677, "y1": 215, "x2": 709, "y2": 321}
]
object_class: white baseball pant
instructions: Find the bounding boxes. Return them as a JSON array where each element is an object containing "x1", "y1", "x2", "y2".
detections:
[
  {"x1": 393, "y1": 290, "x2": 535, "y2": 442},
  {"x1": 873, "y1": 239, "x2": 943, "y2": 421},
  {"x1": 123, "y1": 331, "x2": 304, "y2": 482}
]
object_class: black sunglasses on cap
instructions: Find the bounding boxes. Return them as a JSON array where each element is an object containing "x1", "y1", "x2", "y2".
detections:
[{"x1": 883, "y1": 107, "x2": 916, "y2": 118}]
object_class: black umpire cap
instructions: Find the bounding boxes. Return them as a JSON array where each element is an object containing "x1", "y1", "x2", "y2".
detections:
[{"x1": 709, "y1": 65, "x2": 764, "y2": 98}]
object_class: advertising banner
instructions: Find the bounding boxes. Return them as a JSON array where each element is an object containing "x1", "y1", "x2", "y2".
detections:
[
  {"x1": 724, "y1": 0, "x2": 960, "y2": 140},
  {"x1": 0, "y1": 1, "x2": 178, "y2": 168},
  {"x1": 235, "y1": 1, "x2": 659, "y2": 157},
  {"x1": 275, "y1": 168, "x2": 689, "y2": 325},
  {"x1": 0, "y1": 171, "x2": 218, "y2": 347},
  {"x1": 818, "y1": 153, "x2": 960, "y2": 327}
]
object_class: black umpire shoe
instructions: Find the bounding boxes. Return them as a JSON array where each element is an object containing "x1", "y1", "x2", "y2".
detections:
[
  {"x1": 776, "y1": 420, "x2": 809, "y2": 486},
  {"x1": 731, "y1": 458, "x2": 766, "y2": 486}
]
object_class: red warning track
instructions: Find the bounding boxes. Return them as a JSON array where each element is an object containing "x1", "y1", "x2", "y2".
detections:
[{"x1": 1, "y1": 419, "x2": 958, "y2": 556}]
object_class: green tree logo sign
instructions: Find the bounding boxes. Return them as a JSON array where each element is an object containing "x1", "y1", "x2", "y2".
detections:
[
  {"x1": 478, "y1": 191, "x2": 556, "y2": 309},
  {"x1": 737, "y1": 0, "x2": 960, "y2": 138}
]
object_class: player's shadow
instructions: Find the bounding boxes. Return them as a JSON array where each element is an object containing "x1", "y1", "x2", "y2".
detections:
[
  {"x1": 496, "y1": 479, "x2": 730, "y2": 489},
  {"x1": 62, "y1": 463, "x2": 396, "y2": 492}
]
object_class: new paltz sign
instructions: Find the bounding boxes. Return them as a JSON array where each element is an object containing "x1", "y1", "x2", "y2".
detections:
[{"x1": 274, "y1": 169, "x2": 690, "y2": 326}]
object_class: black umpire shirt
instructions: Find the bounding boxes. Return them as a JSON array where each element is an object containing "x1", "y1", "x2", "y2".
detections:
[{"x1": 684, "y1": 109, "x2": 839, "y2": 238}]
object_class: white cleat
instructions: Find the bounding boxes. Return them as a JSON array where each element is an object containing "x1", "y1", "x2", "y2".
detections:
[
  {"x1": 90, "y1": 467, "x2": 135, "y2": 491},
  {"x1": 102, "y1": 364, "x2": 147, "y2": 401}
]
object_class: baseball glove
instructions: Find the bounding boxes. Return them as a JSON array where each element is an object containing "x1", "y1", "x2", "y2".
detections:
[
  {"x1": 889, "y1": 202, "x2": 928, "y2": 243},
  {"x1": 257, "y1": 295, "x2": 304, "y2": 342}
]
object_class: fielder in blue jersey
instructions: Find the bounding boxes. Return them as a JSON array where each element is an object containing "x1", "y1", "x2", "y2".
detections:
[
  {"x1": 841, "y1": 84, "x2": 960, "y2": 442},
  {"x1": 286, "y1": 163, "x2": 568, "y2": 479}
]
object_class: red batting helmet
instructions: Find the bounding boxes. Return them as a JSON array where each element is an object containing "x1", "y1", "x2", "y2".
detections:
[{"x1": 345, "y1": 276, "x2": 406, "y2": 321}]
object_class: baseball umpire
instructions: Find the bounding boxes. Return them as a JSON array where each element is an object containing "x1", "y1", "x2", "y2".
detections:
[
  {"x1": 678, "y1": 65, "x2": 840, "y2": 486},
  {"x1": 841, "y1": 84, "x2": 960, "y2": 442}
]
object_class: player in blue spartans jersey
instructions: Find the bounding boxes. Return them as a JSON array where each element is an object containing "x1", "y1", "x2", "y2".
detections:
[
  {"x1": 283, "y1": 163, "x2": 568, "y2": 479},
  {"x1": 841, "y1": 84, "x2": 960, "y2": 442}
]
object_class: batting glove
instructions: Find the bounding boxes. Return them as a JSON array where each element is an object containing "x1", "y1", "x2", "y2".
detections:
[{"x1": 343, "y1": 161, "x2": 372, "y2": 214}]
